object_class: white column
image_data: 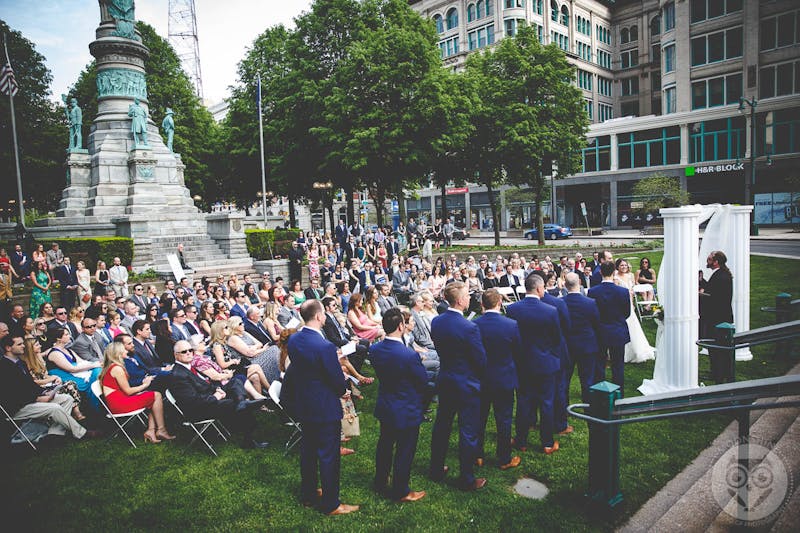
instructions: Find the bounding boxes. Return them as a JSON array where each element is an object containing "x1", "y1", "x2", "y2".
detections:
[
  {"x1": 729, "y1": 205, "x2": 754, "y2": 361},
  {"x1": 658, "y1": 206, "x2": 703, "y2": 390},
  {"x1": 680, "y1": 124, "x2": 689, "y2": 165}
]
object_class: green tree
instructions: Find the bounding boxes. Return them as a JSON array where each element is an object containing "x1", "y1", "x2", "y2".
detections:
[
  {"x1": 631, "y1": 173, "x2": 691, "y2": 213},
  {"x1": 466, "y1": 25, "x2": 588, "y2": 244},
  {"x1": 70, "y1": 22, "x2": 218, "y2": 202},
  {"x1": 0, "y1": 20, "x2": 67, "y2": 217},
  {"x1": 322, "y1": 0, "x2": 447, "y2": 228}
]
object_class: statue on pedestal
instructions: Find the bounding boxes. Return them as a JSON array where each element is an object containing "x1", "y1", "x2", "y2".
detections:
[
  {"x1": 161, "y1": 108, "x2": 175, "y2": 152},
  {"x1": 128, "y1": 97, "x2": 148, "y2": 148},
  {"x1": 62, "y1": 95, "x2": 83, "y2": 151}
]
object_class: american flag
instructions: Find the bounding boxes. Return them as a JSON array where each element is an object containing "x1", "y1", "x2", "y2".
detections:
[{"x1": 0, "y1": 63, "x2": 19, "y2": 97}]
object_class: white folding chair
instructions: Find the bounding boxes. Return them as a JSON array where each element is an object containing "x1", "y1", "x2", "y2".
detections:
[
  {"x1": 91, "y1": 380, "x2": 147, "y2": 448},
  {"x1": 1, "y1": 402, "x2": 38, "y2": 450},
  {"x1": 515, "y1": 285, "x2": 526, "y2": 301},
  {"x1": 633, "y1": 283, "x2": 659, "y2": 320},
  {"x1": 164, "y1": 389, "x2": 228, "y2": 457},
  {"x1": 268, "y1": 381, "x2": 302, "y2": 455},
  {"x1": 496, "y1": 286, "x2": 515, "y2": 310}
]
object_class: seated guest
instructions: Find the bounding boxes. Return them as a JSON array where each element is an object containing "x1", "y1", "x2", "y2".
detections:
[
  {"x1": 100, "y1": 341, "x2": 174, "y2": 443},
  {"x1": 363, "y1": 286, "x2": 383, "y2": 324},
  {"x1": 0, "y1": 334, "x2": 98, "y2": 441},
  {"x1": 169, "y1": 308, "x2": 192, "y2": 342},
  {"x1": 244, "y1": 307, "x2": 273, "y2": 345},
  {"x1": 189, "y1": 334, "x2": 267, "y2": 401},
  {"x1": 288, "y1": 280, "x2": 307, "y2": 309},
  {"x1": 106, "y1": 309, "x2": 126, "y2": 338},
  {"x1": 21, "y1": 337, "x2": 85, "y2": 421},
  {"x1": 225, "y1": 316, "x2": 281, "y2": 384},
  {"x1": 197, "y1": 301, "x2": 215, "y2": 337},
  {"x1": 229, "y1": 290, "x2": 250, "y2": 320},
  {"x1": 130, "y1": 320, "x2": 172, "y2": 383},
  {"x1": 261, "y1": 302, "x2": 283, "y2": 344},
  {"x1": 68, "y1": 317, "x2": 106, "y2": 363},
  {"x1": 278, "y1": 328, "x2": 298, "y2": 373},
  {"x1": 376, "y1": 284, "x2": 398, "y2": 315},
  {"x1": 169, "y1": 340, "x2": 268, "y2": 449},
  {"x1": 47, "y1": 306, "x2": 79, "y2": 341},
  {"x1": 93, "y1": 314, "x2": 114, "y2": 350},
  {"x1": 152, "y1": 318, "x2": 176, "y2": 364},
  {"x1": 209, "y1": 321, "x2": 271, "y2": 396},
  {"x1": 400, "y1": 308, "x2": 440, "y2": 388},
  {"x1": 347, "y1": 292, "x2": 384, "y2": 342},
  {"x1": 119, "y1": 301, "x2": 140, "y2": 332},
  {"x1": 304, "y1": 277, "x2": 324, "y2": 301},
  {"x1": 320, "y1": 296, "x2": 372, "y2": 382},
  {"x1": 45, "y1": 327, "x2": 102, "y2": 406},
  {"x1": 143, "y1": 303, "x2": 160, "y2": 325},
  {"x1": 31, "y1": 318, "x2": 50, "y2": 348},
  {"x1": 213, "y1": 301, "x2": 230, "y2": 322},
  {"x1": 369, "y1": 308, "x2": 429, "y2": 502},
  {"x1": 244, "y1": 283, "x2": 263, "y2": 307}
]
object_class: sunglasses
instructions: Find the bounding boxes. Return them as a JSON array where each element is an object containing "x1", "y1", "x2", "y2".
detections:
[{"x1": 176, "y1": 349, "x2": 192, "y2": 354}]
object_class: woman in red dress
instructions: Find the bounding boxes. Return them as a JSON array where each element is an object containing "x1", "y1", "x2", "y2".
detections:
[{"x1": 99, "y1": 342, "x2": 175, "y2": 443}]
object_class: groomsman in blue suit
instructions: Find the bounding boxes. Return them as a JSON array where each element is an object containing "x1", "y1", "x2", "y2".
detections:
[
  {"x1": 506, "y1": 275, "x2": 562, "y2": 454},
  {"x1": 429, "y1": 281, "x2": 488, "y2": 491},
  {"x1": 531, "y1": 271, "x2": 574, "y2": 436},
  {"x1": 283, "y1": 300, "x2": 359, "y2": 516},
  {"x1": 474, "y1": 289, "x2": 522, "y2": 470},
  {"x1": 370, "y1": 308, "x2": 429, "y2": 502},
  {"x1": 562, "y1": 273, "x2": 602, "y2": 403},
  {"x1": 588, "y1": 261, "x2": 631, "y2": 396}
]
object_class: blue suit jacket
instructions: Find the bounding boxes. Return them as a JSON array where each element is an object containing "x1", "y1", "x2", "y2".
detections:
[
  {"x1": 473, "y1": 312, "x2": 520, "y2": 391},
  {"x1": 542, "y1": 292, "x2": 571, "y2": 364},
  {"x1": 283, "y1": 327, "x2": 347, "y2": 423},
  {"x1": 369, "y1": 338, "x2": 428, "y2": 429},
  {"x1": 590, "y1": 264, "x2": 603, "y2": 287},
  {"x1": 431, "y1": 309, "x2": 487, "y2": 393},
  {"x1": 124, "y1": 355, "x2": 169, "y2": 386},
  {"x1": 563, "y1": 292, "x2": 602, "y2": 357},
  {"x1": 588, "y1": 281, "x2": 631, "y2": 346},
  {"x1": 56, "y1": 265, "x2": 78, "y2": 289},
  {"x1": 358, "y1": 270, "x2": 377, "y2": 290},
  {"x1": 506, "y1": 297, "x2": 562, "y2": 376},
  {"x1": 229, "y1": 303, "x2": 248, "y2": 320}
]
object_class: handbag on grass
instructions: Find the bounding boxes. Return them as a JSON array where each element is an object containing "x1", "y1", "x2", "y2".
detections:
[{"x1": 340, "y1": 396, "x2": 360, "y2": 438}]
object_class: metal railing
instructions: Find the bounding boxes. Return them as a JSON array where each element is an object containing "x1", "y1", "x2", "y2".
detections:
[{"x1": 568, "y1": 374, "x2": 800, "y2": 518}]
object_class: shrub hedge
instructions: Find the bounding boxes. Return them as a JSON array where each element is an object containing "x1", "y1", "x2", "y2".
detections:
[
  {"x1": 245, "y1": 228, "x2": 299, "y2": 260},
  {"x1": 3, "y1": 237, "x2": 134, "y2": 269}
]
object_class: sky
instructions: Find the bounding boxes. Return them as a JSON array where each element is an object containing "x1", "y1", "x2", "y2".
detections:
[{"x1": 0, "y1": 0, "x2": 313, "y2": 104}]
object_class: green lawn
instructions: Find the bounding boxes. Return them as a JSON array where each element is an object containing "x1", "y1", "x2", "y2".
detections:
[{"x1": 3, "y1": 253, "x2": 798, "y2": 532}]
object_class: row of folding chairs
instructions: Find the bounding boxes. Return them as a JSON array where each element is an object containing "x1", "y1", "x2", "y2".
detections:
[{"x1": 4, "y1": 378, "x2": 304, "y2": 456}]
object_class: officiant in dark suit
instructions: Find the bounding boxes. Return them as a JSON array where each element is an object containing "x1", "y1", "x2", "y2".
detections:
[{"x1": 700, "y1": 250, "x2": 734, "y2": 339}]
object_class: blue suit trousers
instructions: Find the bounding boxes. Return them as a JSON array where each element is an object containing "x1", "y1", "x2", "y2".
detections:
[
  {"x1": 300, "y1": 419, "x2": 342, "y2": 513},
  {"x1": 478, "y1": 387, "x2": 514, "y2": 464},
  {"x1": 429, "y1": 381, "x2": 481, "y2": 485},
  {"x1": 375, "y1": 423, "x2": 421, "y2": 499}
]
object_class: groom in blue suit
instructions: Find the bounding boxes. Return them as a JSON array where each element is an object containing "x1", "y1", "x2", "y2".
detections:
[
  {"x1": 563, "y1": 273, "x2": 602, "y2": 403},
  {"x1": 429, "y1": 281, "x2": 488, "y2": 491},
  {"x1": 370, "y1": 308, "x2": 429, "y2": 502},
  {"x1": 474, "y1": 289, "x2": 522, "y2": 470},
  {"x1": 506, "y1": 274, "x2": 562, "y2": 454},
  {"x1": 283, "y1": 300, "x2": 359, "y2": 516},
  {"x1": 588, "y1": 261, "x2": 631, "y2": 396}
]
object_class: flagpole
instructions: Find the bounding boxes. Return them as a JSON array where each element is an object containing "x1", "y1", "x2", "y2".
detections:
[
  {"x1": 3, "y1": 35, "x2": 24, "y2": 226},
  {"x1": 257, "y1": 74, "x2": 267, "y2": 228}
]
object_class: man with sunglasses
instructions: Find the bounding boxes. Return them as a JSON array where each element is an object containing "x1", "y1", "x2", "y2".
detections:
[
  {"x1": 47, "y1": 307, "x2": 78, "y2": 341},
  {"x1": 69, "y1": 318, "x2": 105, "y2": 363}
]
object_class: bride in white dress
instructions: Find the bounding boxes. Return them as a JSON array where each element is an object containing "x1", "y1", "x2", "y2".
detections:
[{"x1": 615, "y1": 259, "x2": 655, "y2": 363}]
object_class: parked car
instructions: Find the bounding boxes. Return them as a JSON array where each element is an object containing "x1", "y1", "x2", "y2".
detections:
[
  {"x1": 524, "y1": 224, "x2": 573, "y2": 240},
  {"x1": 452, "y1": 227, "x2": 470, "y2": 240}
]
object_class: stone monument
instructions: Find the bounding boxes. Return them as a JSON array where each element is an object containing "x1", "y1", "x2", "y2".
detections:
[{"x1": 38, "y1": 1, "x2": 256, "y2": 277}]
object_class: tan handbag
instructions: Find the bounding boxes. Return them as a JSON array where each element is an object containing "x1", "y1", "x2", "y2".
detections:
[{"x1": 341, "y1": 396, "x2": 360, "y2": 438}]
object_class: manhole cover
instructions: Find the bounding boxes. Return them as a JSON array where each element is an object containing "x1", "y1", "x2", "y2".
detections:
[{"x1": 514, "y1": 477, "x2": 549, "y2": 499}]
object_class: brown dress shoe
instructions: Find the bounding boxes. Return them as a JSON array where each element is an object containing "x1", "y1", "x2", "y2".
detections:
[
  {"x1": 328, "y1": 503, "x2": 360, "y2": 516},
  {"x1": 499, "y1": 456, "x2": 521, "y2": 470},
  {"x1": 475, "y1": 457, "x2": 483, "y2": 467},
  {"x1": 543, "y1": 441, "x2": 560, "y2": 455},
  {"x1": 557, "y1": 425, "x2": 574, "y2": 436},
  {"x1": 463, "y1": 478, "x2": 487, "y2": 491},
  {"x1": 398, "y1": 490, "x2": 426, "y2": 502},
  {"x1": 340, "y1": 447, "x2": 355, "y2": 456}
]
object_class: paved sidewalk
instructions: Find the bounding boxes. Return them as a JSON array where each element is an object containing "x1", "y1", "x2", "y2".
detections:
[{"x1": 463, "y1": 227, "x2": 800, "y2": 241}]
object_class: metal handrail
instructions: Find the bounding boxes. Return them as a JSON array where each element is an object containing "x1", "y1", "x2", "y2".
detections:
[{"x1": 696, "y1": 320, "x2": 800, "y2": 350}]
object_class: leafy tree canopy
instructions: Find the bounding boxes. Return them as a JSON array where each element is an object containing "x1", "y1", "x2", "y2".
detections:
[{"x1": 631, "y1": 173, "x2": 691, "y2": 212}]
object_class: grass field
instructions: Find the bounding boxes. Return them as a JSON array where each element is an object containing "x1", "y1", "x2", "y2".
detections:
[{"x1": 2, "y1": 253, "x2": 798, "y2": 532}]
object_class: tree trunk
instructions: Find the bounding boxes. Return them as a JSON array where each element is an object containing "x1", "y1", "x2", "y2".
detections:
[
  {"x1": 288, "y1": 194, "x2": 297, "y2": 229},
  {"x1": 346, "y1": 185, "x2": 355, "y2": 227},
  {"x1": 327, "y1": 194, "x2": 335, "y2": 235},
  {"x1": 486, "y1": 180, "x2": 501, "y2": 247},
  {"x1": 373, "y1": 186, "x2": 386, "y2": 229},
  {"x1": 441, "y1": 182, "x2": 448, "y2": 223},
  {"x1": 534, "y1": 179, "x2": 545, "y2": 245},
  {"x1": 396, "y1": 181, "x2": 406, "y2": 230}
]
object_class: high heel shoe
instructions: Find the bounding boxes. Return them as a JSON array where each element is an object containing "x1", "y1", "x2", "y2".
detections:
[
  {"x1": 143, "y1": 431, "x2": 162, "y2": 444},
  {"x1": 155, "y1": 428, "x2": 176, "y2": 440}
]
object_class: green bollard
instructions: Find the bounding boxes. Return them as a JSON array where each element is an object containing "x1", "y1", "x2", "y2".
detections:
[
  {"x1": 710, "y1": 322, "x2": 736, "y2": 383},
  {"x1": 587, "y1": 381, "x2": 623, "y2": 511}
]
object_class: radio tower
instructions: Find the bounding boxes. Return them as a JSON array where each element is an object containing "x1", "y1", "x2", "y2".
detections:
[{"x1": 168, "y1": 0, "x2": 204, "y2": 100}]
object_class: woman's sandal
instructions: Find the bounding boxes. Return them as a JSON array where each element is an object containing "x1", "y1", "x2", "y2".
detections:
[{"x1": 155, "y1": 427, "x2": 176, "y2": 440}]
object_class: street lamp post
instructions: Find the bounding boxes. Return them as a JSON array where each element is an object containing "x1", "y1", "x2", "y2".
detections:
[
  {"x1": 738, "y1": 96, "x2": 757, "y2": 235},
  {"x1": 313, "y1": 181, "x2": 333, "y2": 236}
]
